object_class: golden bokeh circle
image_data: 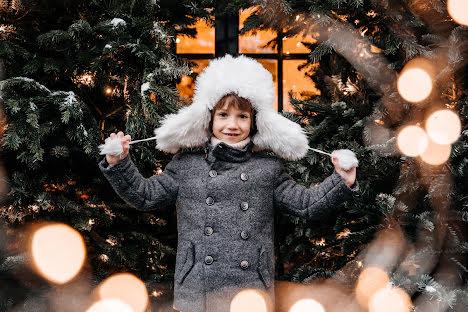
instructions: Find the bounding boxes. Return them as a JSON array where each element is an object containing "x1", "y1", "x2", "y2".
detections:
[{"x1": 31, "y1": 223, "x2": 86, "y2": 284}]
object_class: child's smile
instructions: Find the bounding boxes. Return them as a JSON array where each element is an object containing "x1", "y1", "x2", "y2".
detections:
[{"x1": 212, "y1": 104, "x2": 252, "y2": 144}]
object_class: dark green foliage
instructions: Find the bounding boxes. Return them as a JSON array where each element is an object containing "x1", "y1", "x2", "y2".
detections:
[
  {"x1": 0, "y1": 0, "x2": 197, "y2": 310},
  {"x1": 247, "y1": 0, "x2": 468, "y2": 310}
]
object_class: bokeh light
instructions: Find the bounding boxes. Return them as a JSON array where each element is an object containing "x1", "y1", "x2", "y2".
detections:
[
  {"x1": 426, "y1": 109, "x2": 461, "y2": 144},
  {"x1": 98, "y1": 273, "x2": 148, "y2": 312},
  {"x1": 31, "y1": 223, "x2": 86, "y2": 284},
  {"x1": 230, "y1": 289, "x2": 267, "y2": 312},
  {"x1": 368, "y1": 286, "x2": 413, "y2": 312},
  {"x1": 420, "y1": 139, "x2": 451, "y2": 166},
  {"x1": 289, "y1": 299, "x2": 326, "y2": 312},
  {"x1": 86, "y1": 299, "x2": 134, "y2": 312},
  {"x1": 397, "y1": 60, "x2": 433, "y2": 103},
  {"x1": 447, "y1": 0, "x2": 468, "y2": 26},
  {"x1": 397, "y1": 126, "x2": 429, "y2": 157},
  {"x1": 355, "y1": 267, "x2": 390, "y2": 309}
]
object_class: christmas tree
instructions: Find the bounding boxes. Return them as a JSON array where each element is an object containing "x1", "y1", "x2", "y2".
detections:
[
  {"x1": 242, "y1": 0, "x2": 467, "y2": 311},
  {"x1": 0, "y1": 0, "x2": 212, "y2": 310}
]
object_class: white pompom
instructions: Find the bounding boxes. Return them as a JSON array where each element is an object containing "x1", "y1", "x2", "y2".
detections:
[
  {"x1": 98, "y1": 137, "x2": 124, "y2": 156},
  {"x1": 331, "y1": 149, "x2": 359, "y2": 170}
]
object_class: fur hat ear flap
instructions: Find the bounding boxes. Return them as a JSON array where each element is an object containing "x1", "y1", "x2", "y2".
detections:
[
  {"x1": 155, "y1": 104, "x2": 210, "y2": 153},
  {"x1": 252, "y1": 111, "x2": 309, "y2": 161}
]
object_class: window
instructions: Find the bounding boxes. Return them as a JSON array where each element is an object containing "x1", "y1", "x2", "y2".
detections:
[{"x1": 175, "y1": 7, "x2": 320, "y2": 112}]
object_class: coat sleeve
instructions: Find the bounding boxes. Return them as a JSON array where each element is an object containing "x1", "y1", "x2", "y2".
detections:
[
  {"x1": 274, "y1": 162, "x2": 359, "y2": 220},
  {"x1": 98, "y1": 154, "x2": 179, "y2": 211}
]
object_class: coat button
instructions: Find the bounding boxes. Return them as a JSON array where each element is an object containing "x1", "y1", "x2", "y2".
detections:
[
  {"x1": 205, "y1": 226, "x2": 213, "y2": 236},
  {"x1": 240, "y1": 231, "x2": 249, "y2": 240},
  {"x1": 240, "y1": 260, "x2": 249, "y2": 269},
  {"x1": 205, "y1": 255, "x2": 214, "y2": 265},
  {"x1": 240, "y1": 202, "x2": 249, "y2": 211},
  {"x1": 209, "y1": 170, "x2": 217, "y2": 178},
  {"x1": 206, "y1": 197, "x2": 214, "y2": 205},
  {"x1": 240, "y1": 173, "x2": 248, "y2": 181}
]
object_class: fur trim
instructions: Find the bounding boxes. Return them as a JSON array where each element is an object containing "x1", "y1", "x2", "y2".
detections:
[{"x1": 155, "y1": 55, "x2": 309, "y2": 160}]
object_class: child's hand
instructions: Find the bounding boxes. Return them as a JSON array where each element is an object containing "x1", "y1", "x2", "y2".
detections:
[
  {"x1": 332, "y1": 155, "x2": 356, "y2": 187},
  {"x1": 105, "y1": 131, "x2": 131, "y2": 166}
]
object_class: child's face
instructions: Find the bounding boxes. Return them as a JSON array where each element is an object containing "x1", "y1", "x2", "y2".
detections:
[{"x1": 212, "y1": 104, "x2": 252, "y2": 144}]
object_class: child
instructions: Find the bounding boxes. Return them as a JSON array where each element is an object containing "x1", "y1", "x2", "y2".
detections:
[{"x1": 99, "y1": 55, "x2": 358, "y2": 312}]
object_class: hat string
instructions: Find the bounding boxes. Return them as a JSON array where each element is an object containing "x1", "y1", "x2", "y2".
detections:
[
  {"x1": 98, "y1": 136, "x2": 358, "y2": 170},
  {"x1": 100, "y1": 135, "x2": 333, "y2": 155}
]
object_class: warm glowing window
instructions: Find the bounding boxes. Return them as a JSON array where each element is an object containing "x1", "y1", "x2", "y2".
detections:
[
  {"x1": 176, "y1": 60, "x2": 210, "y2": 101},
  {"x1": 282, "y1": 33, "x2": 317, "y2": 54},
  {"x1": 176, "y1": 18, "x2": 215, "y2": 54},
  {"x1": 283, "y1": 60, "x2": 320, "y2": 111},
  {"x1": 239, "y1": 7, "x2": 276, "y2": 53},
  {"x1": 257, "y1": 59, "x2": 278, "y2": 110},
  {"x1": 175, "y1": 7, "x2": 319, "y2": 112}
]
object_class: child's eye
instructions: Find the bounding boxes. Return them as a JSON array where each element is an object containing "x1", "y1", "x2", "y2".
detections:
[
  {"x1": 218, "y1": 112, "x2": 228, "y2": 117},
  {"x1": 240, "y1": 114, "x2": 249, "y2": 119}
]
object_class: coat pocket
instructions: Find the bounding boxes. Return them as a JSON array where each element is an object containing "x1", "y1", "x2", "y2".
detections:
[
  {"x1": 176, "y1": 241, "x2": 195, "y2": 285},
  {"x1": 257, "y1": 246, "x2": 272, "y2": 289}
]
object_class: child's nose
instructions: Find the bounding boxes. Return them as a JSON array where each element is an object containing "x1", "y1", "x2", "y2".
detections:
[{"x1": 227, "y1": 118, "x2": 239, "y2": 129}]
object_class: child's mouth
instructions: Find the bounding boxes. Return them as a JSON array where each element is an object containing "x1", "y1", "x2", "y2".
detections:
[{"x1": 224, "y1": 133, "x2": 239, "y2": 137}]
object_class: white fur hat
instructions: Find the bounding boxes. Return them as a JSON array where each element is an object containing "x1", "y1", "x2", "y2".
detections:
[{"x1": 154, "y1": 55, "x2": 309, "y2": 160}]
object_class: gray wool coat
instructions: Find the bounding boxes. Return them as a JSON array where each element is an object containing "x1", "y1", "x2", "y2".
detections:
[{"x1": 99, "y1": 141, "x2": 358, "y2": 312}]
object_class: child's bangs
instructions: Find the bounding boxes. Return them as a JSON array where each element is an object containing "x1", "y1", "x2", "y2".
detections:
[{"x1": 214, "y1": 93, "x2": 252, "y2": 112}]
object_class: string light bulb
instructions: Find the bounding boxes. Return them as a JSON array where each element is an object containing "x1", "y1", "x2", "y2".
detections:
[
  {"x1": 447, "y1": 0, "x2": 468, "y2": 26},
  {"x1": 368, "y1": 286, "x2": 413, "y2": 312},
  {"x1": 86, "y1": 299, "x2": 134, "y2": 312},
  {"x1": 30, "y1": 223, "x2": 86, "y2": 284},
  {"x1": 230, "y1": 289, "x2": 267, "y2": 312},
  {"x1": 98, "y1": 273, "x2": 148, "y2": 312},
  {"x1": 289, "y1": 299, "x2": 325, "y2": 312},
  {"x1": 425, "y1": 109, "x2": 461, "y2": 144},
  {"x1": 355, "y1": 267, "x2": 389, "y2": 309},
  {"x1": 420, "y1": 139, "x2": 451, "y2": 166},
  {"x1": 397, "y1": 58, "x2": 434, "y2": 103},
  {"x1": 397, "y1": 126, "x2": 429, "y2": 157},
  {"x1": 80, "y1": 74, "x2": 93, "y2": 86}
]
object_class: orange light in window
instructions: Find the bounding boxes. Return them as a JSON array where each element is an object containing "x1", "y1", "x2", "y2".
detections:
[
  {"x1": 256, "y1": 59, "x2": 278, "y2": 110},
  {"x1": 282, "y1": 33, "x2": 317, "y2": 54},
  {"x1": 239, "y1": 6, "x2": 277, "y2": 53},
  {"x1": 176, "y1": 18, "x2": 215, "y2": 54},
  {"x1": 176, "y1": 60, "x2": 210, "y2": 101},
  {"x1": 283, "y1": 60, "x2": 320, "y2": 112}
]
